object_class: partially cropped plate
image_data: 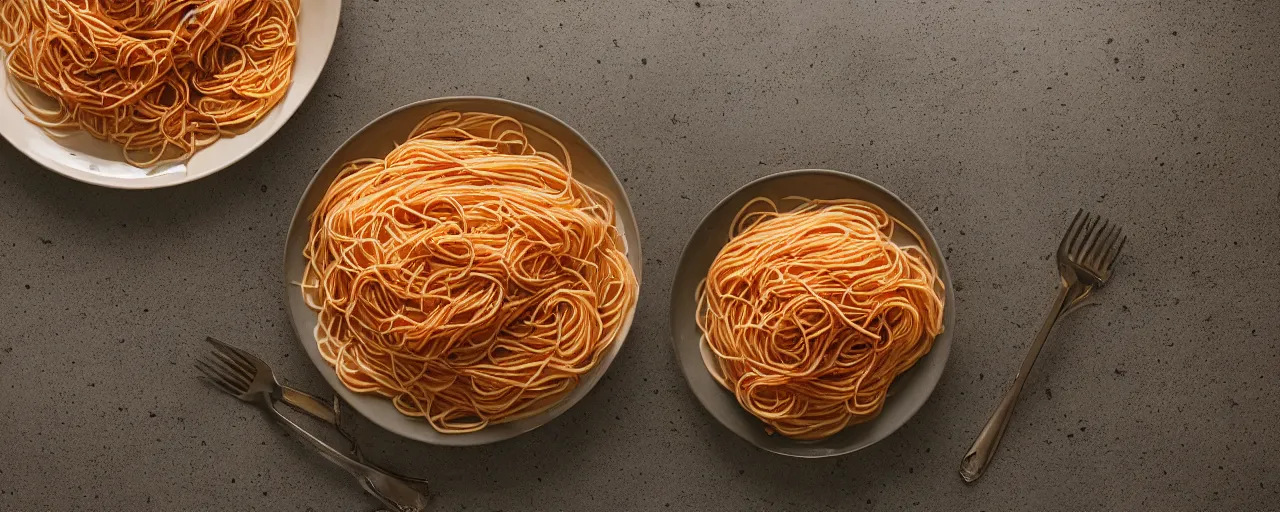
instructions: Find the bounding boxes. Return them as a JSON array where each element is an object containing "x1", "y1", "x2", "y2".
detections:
[
  {"x1": 0, "y1": 0, "x2": 341, "y2": 189},
  {"x1": 283, "y1": 96, "x2": 643, "y2": 446},
  {"x1": 669, "y1": 169, "x2": 955, "y2": 458}
]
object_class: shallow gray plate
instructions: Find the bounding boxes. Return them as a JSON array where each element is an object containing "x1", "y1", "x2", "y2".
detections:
[
  {"x1": 669, "y1": 169, "x2": 954, "y2": 458},
  {"x1": 283, "y1": 97, "x2": 643, "y2": 446}
]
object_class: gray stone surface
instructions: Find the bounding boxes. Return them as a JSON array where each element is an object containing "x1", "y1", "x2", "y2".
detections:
[{"x1": 1, "y1": 0, "x2": 1278, "y2": 510}]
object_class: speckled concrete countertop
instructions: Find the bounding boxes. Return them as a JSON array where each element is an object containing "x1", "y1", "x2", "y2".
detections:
[{"x1": 1, "y1": 1, "x2": 1277, "y2": 510}]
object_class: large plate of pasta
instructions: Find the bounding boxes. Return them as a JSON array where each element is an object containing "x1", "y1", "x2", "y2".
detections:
[
  {"x1": 0, "y1": 0, "x2": 341, "y2": 188},
  {"x1": 283, "y1": 97, "x2": 642, "y2": 446}
]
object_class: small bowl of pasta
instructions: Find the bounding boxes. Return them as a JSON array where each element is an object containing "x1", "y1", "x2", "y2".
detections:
[{"x1": 670, "y1": 169, "x2": 955, "y2": 457}]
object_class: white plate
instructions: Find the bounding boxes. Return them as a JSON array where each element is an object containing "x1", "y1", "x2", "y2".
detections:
[
  {"x1": 283, "y1": 97, "x2": 643, "y2": 446},
  {"x1": 0, "y1": 0, "x2": 342, "y2": 189}
]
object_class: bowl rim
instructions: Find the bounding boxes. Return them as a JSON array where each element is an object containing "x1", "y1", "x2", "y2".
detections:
[
  {"x1": 668, "y1": 168, "x2": 955, "y2": 458},
  {"x1": 282, "y1": 95, "x2": 643, "y2": 446}
]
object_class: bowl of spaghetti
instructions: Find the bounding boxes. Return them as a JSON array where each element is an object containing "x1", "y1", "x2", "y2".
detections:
[
  {"x1": 283, "y1": 97, "x2": 642, "y2": 445},
  {"x1": 670, "y1": 169, "x2": 954, "y2": 457},
  {"x1": 0, "y1": 0, "x2": 341, "y2": 188}
]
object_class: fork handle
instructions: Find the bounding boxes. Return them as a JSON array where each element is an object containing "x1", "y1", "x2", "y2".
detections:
[
  {"x1": 265, "y1": 403, "x2": 428, "y2": 511},
  {"x1": 281, "y1": 385, "x2": 338, "y2": 425},
  {"x1": 277, "y1": 387, "x2": 432, "y2": 486},
  {"x1": 960, "y1": 281, "x2": 1083, "y2": 482}
]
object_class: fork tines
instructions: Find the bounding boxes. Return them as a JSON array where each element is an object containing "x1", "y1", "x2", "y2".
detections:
[
  {"x1": 1060, "y1": 209, "x2": 1126, "y2": 273},
  {"x1": 196, "y1": 341, "x2": 257, "y2": 396}
]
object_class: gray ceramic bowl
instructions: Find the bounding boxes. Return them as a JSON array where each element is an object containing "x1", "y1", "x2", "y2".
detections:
[
  {"x1": 283, "y1": 97, "x2": 642, "y2": 446},
  {"x1": 669, "y1": 169, "x2": 954, "y2": 458}
]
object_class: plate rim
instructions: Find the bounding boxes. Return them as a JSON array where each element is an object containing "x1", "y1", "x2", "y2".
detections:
[
  {"x1": 0, "y1": 0, "x2": 342, "y2": 190},
  {"x1": 668, "y1": 168, "x2": 956, "y2": 458},
  {"x1": 282, "y1": 95, "x2": 643, "y2": 446}
]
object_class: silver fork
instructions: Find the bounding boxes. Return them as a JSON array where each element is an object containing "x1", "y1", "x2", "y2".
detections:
[
  {"x1": 195, "y1": 337, "x2": 429, "y2": 512},
  {"x1": 960, "y1": 209, "x2": 1126, "y2": 483}
]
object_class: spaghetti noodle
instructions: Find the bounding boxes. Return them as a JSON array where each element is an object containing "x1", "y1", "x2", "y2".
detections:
[
  {"x1": 0, "y1": 0, "x2": 298, "y2": 166},
  {"x1": 697, "y1": 197, "x2": 944, "y2": 440},
  {"x1": 301, "y1": 111, "x2": 638, "y2": 434}
]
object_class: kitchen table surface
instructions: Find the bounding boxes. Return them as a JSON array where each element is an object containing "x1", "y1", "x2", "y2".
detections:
[{"x1": 1, "y1": 1, "x2": 1277, "y2": 510}]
